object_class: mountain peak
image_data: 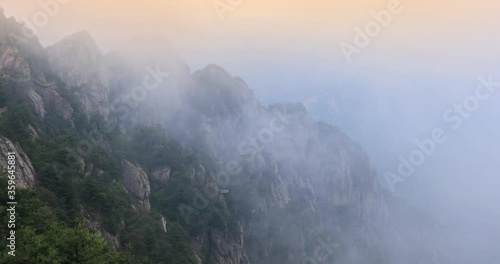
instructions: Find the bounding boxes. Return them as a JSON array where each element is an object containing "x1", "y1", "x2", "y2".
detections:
[
  {"x1": 198, "y1": 64, "x2": 231, "y2": 79},
  {"x1": 69, "y1": 30, "x2": 93, "y2": 40},
  {"x1": 49, "y1": 30, "x2": 101, "y2": 56},
  {"x1": 45, "y1": 30, "x2": 109, "y2": 117}
]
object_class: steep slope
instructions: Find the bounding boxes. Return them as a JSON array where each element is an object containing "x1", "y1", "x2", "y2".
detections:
[
  {"x1": 46, "y1": 30, "x2": 111, "y2": 118},
  {"x1": 0, "y1": 135, "x2": 35, "y2": 188},
  {"x1": 0, "y1": 12, "x2": 73, "y2": 123}
]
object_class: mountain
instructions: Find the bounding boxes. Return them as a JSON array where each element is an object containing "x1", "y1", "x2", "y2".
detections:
[
  {"x1": 46, "y1": 30, "x2": 110, "y2": 118},
  {"x1": 0, "y1": 11, "x2": 452, "y2": 264}
]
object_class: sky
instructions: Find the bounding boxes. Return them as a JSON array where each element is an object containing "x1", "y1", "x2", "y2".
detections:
[
  {"x1": 1, "y1": 0, "x2": 499, "y2": 69},
  {"x1": 0, "y1": 0, "x2": 494, "y2": 114}
]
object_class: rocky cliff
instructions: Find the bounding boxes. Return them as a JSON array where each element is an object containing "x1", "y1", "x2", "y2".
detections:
[
  {"x1": 0, "y1": 13, "x2": 74, "y2": 122},
  {"x1": 0, "y1": 135, "x2": 35, "y2": 188},
  {"x1": 121, "y1": 159, "x2": 151, "y2": 212},
  {"x1": 47, "y1": 30, "x2": 111, "y2": 118}
]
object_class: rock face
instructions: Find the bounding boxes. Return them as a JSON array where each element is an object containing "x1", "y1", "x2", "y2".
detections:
[
  {"x1": 209, "y1": 226, "x2": 248, "y2": 264},
  {"x1": 121, "y1": 160, "x2": 151, "y2": 211},
  {"x1": 184, "y1": 163, "x2": 250, "y2": 263},
  {"x1": 0, "y1": 41, "x2": 30, "y2": 79},
  {"x1": 151, "y1": 166, "x2": 171, "y2": 186},
  {"x1": 0, "y1": 12, "x2": 74, "y2": 122},
  {"x1": 0, "y1": 135, "x2": 35, "y2": 188},
  {"x1": 80, "y1": 206, "x2": 120, "y2": 250},
  {"x1": 46, "y1": 30, "x2": 110, "y2": 117}
]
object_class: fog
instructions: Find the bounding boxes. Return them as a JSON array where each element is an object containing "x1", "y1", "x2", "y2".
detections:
[{"x1": 1, "y1": 0, "x2": 499, "y2": 263}]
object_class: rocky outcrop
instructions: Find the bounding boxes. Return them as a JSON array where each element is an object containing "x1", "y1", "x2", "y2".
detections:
[
  {"x1": 36, "y1": 83, "x2": 74, "y2": 120},
  {"x1": 80, "y1": 206, "x2": 121, "y2": 250},
  {"x1": 151, "y1": 165, "x2": 171, "y2": 186},
  {"x1": 0, "y1": 135, "x2": 35, "y2": 188},
  {"x1": 191, "y1": 224, "x2": 249, "y2": 264},
  {"x1": 0, "y1": 13, "x2": 74, "y2": 122},
  {"x1": 46, "y1": 30, "x2": 110, "y2": 117},
  {"x1": 0, "y1": 41, "x2": 30, "y2": 79},
  {"x1": 121, "y1": 160, "x2": 151, "y2": 211},
  {"x1": 160, "y1": 215, "x2": 168, "y2": 233},
  {"x1": 209, "y1": 226, "x2": 248, "y2": 264}
]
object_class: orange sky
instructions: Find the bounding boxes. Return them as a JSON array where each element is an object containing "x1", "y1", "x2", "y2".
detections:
[{"x1": 0, "y1": 0, "x2": 498, "y2": 74}]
